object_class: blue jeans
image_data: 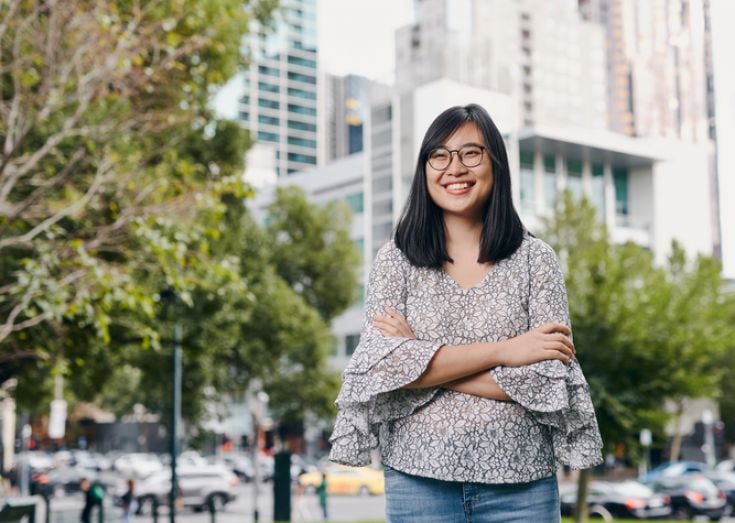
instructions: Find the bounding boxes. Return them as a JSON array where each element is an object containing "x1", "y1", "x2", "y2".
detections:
[{"x1": 384, "y1": 467, "x2": 560, "y2": 523}]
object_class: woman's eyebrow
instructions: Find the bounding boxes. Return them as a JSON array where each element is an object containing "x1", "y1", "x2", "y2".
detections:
[{"x1": 438, "y1": 141, "x2": 485, "y2": 149}]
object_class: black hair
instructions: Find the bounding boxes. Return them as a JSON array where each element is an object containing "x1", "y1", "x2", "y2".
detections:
[{"x1": 394, "y1": 103, "x2": 525, "y2": 267}]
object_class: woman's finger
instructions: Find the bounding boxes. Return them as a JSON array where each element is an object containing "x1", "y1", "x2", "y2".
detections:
[
  {"x1": 538, "y1": 322, "x2": 571, "y2": 336},
  {"x1": 385, "y1": 307, "x2": 407, "y2": 321}
]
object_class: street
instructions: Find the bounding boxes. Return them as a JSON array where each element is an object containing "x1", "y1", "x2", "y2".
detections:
[{"x1": 41, "y1": 482, "x2": 386, "y2": 522}]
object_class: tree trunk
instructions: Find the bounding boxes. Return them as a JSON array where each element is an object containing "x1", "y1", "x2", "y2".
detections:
[
  {"x1": 669, "y1": 400, "x2": 685, "y2": 463},
  {"x1": 574, "y1": 468, "x2": 591, "y2": 523}
]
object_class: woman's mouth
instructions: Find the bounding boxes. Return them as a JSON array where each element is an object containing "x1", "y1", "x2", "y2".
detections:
[{"x1": 444, "y1": 182, "x2": 474, "y2": 195}]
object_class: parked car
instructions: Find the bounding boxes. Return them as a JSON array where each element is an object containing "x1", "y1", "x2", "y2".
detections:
[
  {"x1": 215, "y1": 453, "x2": 255, "y2": 482},
  {"x1": 113, "y1": 453, "x2": 163, "y2": 479},
  {"x1": 647, "y1": 474, "x2": 727, "y2": 520},
  {"x1": 640, "y1": 460, "x2": 709, "y2": 482},
  {"x1": 706, "y1": 470, "x2": 735, "y2": 516},
  {"x1": 130, "y1": 464, "x2": 239, "y2": 514},
  {"x1": 560, "y1": 480, "x2": 672, "y2": 519},
  {"x1": 716, "y1": 459, "x2": 735, "y2": 473},
  {"x1": 299, "y1": 465, "x2": 384, "y2": 496}
]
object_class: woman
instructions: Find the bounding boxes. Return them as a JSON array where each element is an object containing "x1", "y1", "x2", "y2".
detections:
[{"x1": 329, "y1": 104, "x2": 602, "y2": 522}]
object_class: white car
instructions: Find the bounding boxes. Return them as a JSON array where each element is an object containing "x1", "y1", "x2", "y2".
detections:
[
  {"x1": 130, "y1": 464, "x2": 239, "y2": 514},
  {"x1": 113, "y1": 453, "x2": 163, "y2": 479}
]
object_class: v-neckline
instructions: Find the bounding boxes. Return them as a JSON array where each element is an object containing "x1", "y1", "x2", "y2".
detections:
[{"x1": 441, "y1": 261, "x2": 498, "y2": 292}]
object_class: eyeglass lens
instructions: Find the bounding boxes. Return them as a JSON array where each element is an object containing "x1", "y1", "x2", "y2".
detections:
[{"x1": 428, "y1": 145, "x2": 484, "y2": 170}]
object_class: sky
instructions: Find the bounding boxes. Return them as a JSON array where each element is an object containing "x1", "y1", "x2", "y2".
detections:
[{"x1": 316, "y1": 0, "x2": 413, "y2": 82}]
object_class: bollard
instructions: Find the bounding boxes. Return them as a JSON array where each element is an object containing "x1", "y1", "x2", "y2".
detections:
[
  {"x1": 152, "y1": 496, "x2": 160, "y2": 523},
  {"x1": 207, "y1": 496, "x2": 216, "y2": 523},
  {"x1": 43, "y1": 494, "x2": 51, "y2": 523}
]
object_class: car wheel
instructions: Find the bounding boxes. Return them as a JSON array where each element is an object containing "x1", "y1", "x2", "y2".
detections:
[
  {"x1": 673, "y1": 507, "x2": 691, "y2": 520},
  {"x1": 358, "y1": 485, "x2": 370, "y2": 496}
]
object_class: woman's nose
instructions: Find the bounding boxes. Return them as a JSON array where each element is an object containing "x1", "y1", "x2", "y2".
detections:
[{"x1": 445, "y1": 151, "x2": 467, "y2": 175}]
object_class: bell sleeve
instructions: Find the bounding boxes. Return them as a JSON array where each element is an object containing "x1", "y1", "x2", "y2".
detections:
[
  {"x1": 490, "y1": 239, "x2": 603, "y2": 469},
  {"x1": 328, "y1": 242, "x2": 445, "y2": 466}
]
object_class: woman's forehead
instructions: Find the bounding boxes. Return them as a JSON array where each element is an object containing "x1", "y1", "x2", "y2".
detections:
[{"x1": 440, "y1": 122, "x2": 484, "y2": 147}]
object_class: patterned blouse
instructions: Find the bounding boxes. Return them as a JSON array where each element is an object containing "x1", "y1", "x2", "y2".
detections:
[{"x1": 328, "y1": 233, "x2": 603, "y2": 484}]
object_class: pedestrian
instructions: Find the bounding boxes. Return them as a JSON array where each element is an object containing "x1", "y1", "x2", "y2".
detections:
[
  {"x1": 316, "y1": 472, "x2": 328, "y2": 520},
  {"x1": 329, "y1": 104, "x2": 603, "y2": 522},
  {"x1": 79, "y1": 478, "x2": 103, "y2": 523},
  {"x1": 121, "y1": 478, "x2": 137, "y2": 523}
]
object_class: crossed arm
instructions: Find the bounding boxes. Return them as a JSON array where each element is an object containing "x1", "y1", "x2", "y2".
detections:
[{"x1": 373, "y1": 307, "x2": 575, "y2": 401}]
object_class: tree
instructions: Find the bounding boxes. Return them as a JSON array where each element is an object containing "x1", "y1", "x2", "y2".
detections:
[
  {"x1": 90, "y1": 188, "x2": 358, "y2": 431},
  {"x1": 0, "y1": 0, "x2": 273, "y2": 366},
  {"x1": 540, "y1": 192, "x2": 734, "y2": 522}
]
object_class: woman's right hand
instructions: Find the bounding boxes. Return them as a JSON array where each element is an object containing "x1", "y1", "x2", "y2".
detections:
[{"x1": 500, "y1": 323, "x2": 575, "y2": 367}]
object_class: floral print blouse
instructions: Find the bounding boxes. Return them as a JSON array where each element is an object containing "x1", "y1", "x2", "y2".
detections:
[{"x1": 328, "y1": 233, "x2": 603, "y2": 484}]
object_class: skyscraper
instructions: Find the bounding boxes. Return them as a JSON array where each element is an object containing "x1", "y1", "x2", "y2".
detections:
[
  {"x1": 324, "y1": 74, "x2": 370, "y2": 162},
  {"x1": 239, "y1": 0, "x2": 320, "y2": 176},
  {"x1": 578, "y1": 0, "x2": 709, "y2": 142},
  {"x1": 394, "y1": 0, "x2": 608, "y2": 130}
]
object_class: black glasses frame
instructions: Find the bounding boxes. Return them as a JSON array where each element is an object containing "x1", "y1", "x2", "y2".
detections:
[{"x1": 427, "y1": 144, "x2": 487, "y2": 170}]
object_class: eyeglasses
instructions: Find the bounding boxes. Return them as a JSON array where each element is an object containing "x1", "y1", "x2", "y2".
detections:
[{"x1": 427, "y1": 144, "x2": 486, "y2": 170}]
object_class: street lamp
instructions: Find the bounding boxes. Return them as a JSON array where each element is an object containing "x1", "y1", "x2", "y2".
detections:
[{"x1": 159, "y1": 289, "x2": 182, "y2": 523}]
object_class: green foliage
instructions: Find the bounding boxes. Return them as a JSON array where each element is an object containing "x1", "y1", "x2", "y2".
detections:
[
  {"x1": 1, "y1": 0, "x2": 353, "y2": 431},
  {"x1": 541, "y1": 192, "x2": 734, "y2": 457},
  {"x1": 266, "y1": 187, "x2": 361, "y2": 322}
]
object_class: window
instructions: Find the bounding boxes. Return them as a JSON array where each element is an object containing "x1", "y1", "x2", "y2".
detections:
[
  {"x1": 543, "y1": 154, "x2": 557, "y2": 210},
  {"x1": 566, "y1": 159, "x2": 583, "y2": 201},
  {"x1": 344, "y1": 192, "x2": 364, "y2": 214},
  {"x1": 345, "y1": 334, "x2": 360, "y2": 356},
  {"x1": 348, "y1": 123, "x2": 363, "y2": 154},
  {"x1": 257, "y1": 131, "x2": 279, "y2": 142},
  {"x1": 258, "y1": 65, "x2": 279, "y2": 77},
  {"x1": 287, "y1": 55, "x2": 316, "y2": 68},
  {"x1": 287, "y1": 136, "x2": 316, "y2": 148},
  {"x1": 258, "y1": 115, "x2": 279, "y2": 126},
  {"x1": 354, "y1": 283, "x2": 365, "y2": 305},
  {"x1": 287, "y1": 120, "x2": 317, "y2": 132},
  {"x1": 288, "y1": 104, "x2": 316, "y2": 116},
  {"x1": 288, "y1": 71, "x2": 316, "y2": 84},
  {"x1": 287, "y1": 152, "x2": 316, "y2": 164},
  {"x1": 372, "y1": 176, "x2": 392, "y2": 193},
  {"x1": 287, "y1": 87, "x2": 316, "y2": 100},
  {"x1": 258, "y1": 98, "x2": 279, "y2": 110},
  {"x1": 258, "y1": 81, "x2": 279, "y2": 93},
  {"x1": 613, "y1": 167, "x2": 629, "y2": 215},
  {"x1": 591, "y1": 163, "x2": 605, "y2": 218},
  {"x1": 520, "y1": 150, "x2": 535, "y2": 209}
]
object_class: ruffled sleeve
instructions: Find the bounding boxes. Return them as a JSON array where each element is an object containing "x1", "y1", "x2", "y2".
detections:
[
  {"x1": 329, "y1": 242, "x2": 444, "y2": 466},
  {"x1": 490, "y1": 238, "x2": 603, "y2": 469}
]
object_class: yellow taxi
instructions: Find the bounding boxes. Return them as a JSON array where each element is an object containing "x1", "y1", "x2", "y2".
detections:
[{"x1": 298, "y1": 465, "x2": 385, "y2": 496}]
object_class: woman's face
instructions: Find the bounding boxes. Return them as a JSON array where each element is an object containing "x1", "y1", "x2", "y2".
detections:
[{"x1": 425, "y1": 122, "x2": 493, "y2": 221}]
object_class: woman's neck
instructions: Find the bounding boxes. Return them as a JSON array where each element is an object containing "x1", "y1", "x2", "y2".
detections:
[{"x1": 443, "y1": 213, "x2": 483, "y2": 252}]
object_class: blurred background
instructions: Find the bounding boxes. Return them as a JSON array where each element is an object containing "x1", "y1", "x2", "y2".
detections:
[{"x1": 1, "y1": 0, "x2": 735, "y2": 521}]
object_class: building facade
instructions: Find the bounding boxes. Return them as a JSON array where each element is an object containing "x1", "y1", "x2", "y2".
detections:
[
  {"x1": 239, "y1": 0, "x2": 320, "y2": 176},
  {"x1": 395, "y1": 0, "x2": 608, "y2": 130}
]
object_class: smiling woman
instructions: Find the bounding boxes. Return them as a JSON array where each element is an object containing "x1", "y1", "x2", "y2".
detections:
[{"x1": 329, "y1": 104, "x2": 603, "y2": 523}]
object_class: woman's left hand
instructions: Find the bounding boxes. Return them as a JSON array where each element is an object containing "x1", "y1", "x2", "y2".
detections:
[{"x1": 373, "y1": 307, "x2": 416, "y2": 339}]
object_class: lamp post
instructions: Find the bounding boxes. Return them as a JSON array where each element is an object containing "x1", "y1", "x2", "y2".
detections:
[
  {"x1": 160, "y1": 289, "x2": 182, "y2": 523},
  {"x1": 702, "y1": 409, "x2": 715, "y2": 468},
  {"x1": 248, "y1": 381, "x2": 269, "y2": 523}
]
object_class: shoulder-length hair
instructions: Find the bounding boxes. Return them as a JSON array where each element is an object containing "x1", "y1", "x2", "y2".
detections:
[{"x1": 394, "y1": 103, "x2": 525, "y2": 268}]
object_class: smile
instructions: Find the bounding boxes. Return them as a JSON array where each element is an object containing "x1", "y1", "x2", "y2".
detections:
[{"x1": 444, "y1": 182, "x2": 475, "y2": 194}]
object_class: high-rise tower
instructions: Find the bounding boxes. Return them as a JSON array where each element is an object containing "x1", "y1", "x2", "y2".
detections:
[{"x1": 239, "y1": 0, "x2": 320, "y2": 176}]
